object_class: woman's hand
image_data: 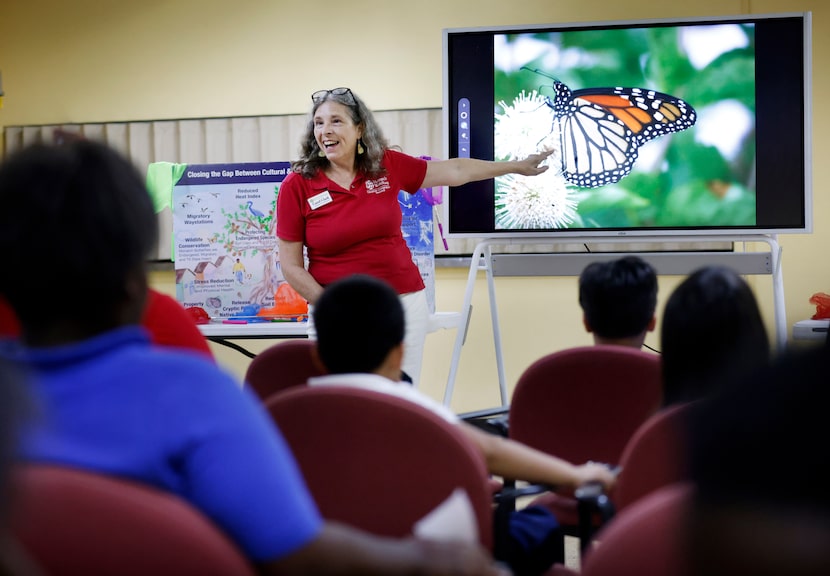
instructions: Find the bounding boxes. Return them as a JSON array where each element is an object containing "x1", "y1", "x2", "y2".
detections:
[
  {"x1": 422, "y1": 148, "x2": 555, "y2": 188},
  {"x1": 278, "y1": 239, "x2": 324, "y2": 304},
  {"x1": 512, "y1": 149, "x2": 555, "y2": 176}
]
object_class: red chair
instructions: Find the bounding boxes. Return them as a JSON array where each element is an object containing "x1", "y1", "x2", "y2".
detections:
[
  {"x1": 10, "y1": 464, "x2": 256, "y2": 576},
  {"x1": 580, "y1": 483, "x2": 693, "y2": 576},
  {"x1": 266, "y1": 385, "x2": 494, "y2": 551},
  {"x1": 506, "y1": 345, "x2": 663, "y2": 546},
  {"x1": 612, "y1": 402, "x2": 693, "y2": 513},
  {"x1": 244, "y1": 339, "x2": 325, "y2": 401}
]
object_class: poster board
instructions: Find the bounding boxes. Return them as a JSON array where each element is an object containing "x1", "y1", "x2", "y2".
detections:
[
  {"x1": 171, "y1": 162, "x2": 289, "y2": 318},
  {"x1": 399, "y1": 188, "x2": 437, "y2": 314},
  {"x1": 158, "y1": 161, "x2": 436, "y2": 318}
]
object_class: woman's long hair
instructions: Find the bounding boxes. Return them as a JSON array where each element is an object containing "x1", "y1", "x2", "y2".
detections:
[{"x1": 292, "y1": 89, "x2": 389, "y2": 179}]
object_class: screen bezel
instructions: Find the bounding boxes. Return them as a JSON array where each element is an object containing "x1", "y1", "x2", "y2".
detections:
[{"x1": 442, "y1": 12, "x2": 812, "y2": 240}]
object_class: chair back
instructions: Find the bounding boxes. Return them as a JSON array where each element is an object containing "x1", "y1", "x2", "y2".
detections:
[
  {"x1": 580, "y1": 483, "x2": 692, "y2": 576},
  {"x1": 10, "y1": 464, "x2": 256, "y2": 576},
  {"x1": 244, "y1": 339, "x2": 325, "y2": 401},
  {"x1": 509, "y1": 345, "x2": 662, "y2": 466},
  {"x1": 266, "y1": 385, "x2": 494, "y2": 550},
  {"x1": 613, "y1": 402, "x2": 693, "y2": 512}
]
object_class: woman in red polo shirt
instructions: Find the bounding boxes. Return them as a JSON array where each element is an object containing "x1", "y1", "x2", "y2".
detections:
[{"x1": 277, "y1": 87, "x2": 551, "y2": 386}]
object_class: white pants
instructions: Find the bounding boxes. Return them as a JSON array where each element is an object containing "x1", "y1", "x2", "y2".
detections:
[
  {"x1": 306, "y1": 289, "x2": 429, "y2": 387},
  {"x1": 400, "y1": 289, "x2": 429, "y2": 387}
]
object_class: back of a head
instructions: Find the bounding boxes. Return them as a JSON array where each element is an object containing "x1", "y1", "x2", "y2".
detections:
[
  {"x1": 688, "y1": 345, "x2": 830, "y2": 575},
  {"x1": 0, "y1": 140, "x2": 158, "y2": 338},
  {"x1": 313, "y1": 275, "x2": 404, "y2": 374},
  {"x1": 660, "y1": 265, "x2": 770, "y2": 405},
  {"x1": 578, "y1": 256, "x2": 657, "y2": 340}
]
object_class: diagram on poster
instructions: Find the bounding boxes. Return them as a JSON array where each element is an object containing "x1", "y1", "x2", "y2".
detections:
[{"x1": 172, "y1": 162, "x2": 291, "y2": 318}]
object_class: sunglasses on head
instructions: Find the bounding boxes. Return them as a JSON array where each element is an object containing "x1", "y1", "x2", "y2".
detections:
[{"x1": 311, "y1": 87, "x2": 355, "y2": 104}]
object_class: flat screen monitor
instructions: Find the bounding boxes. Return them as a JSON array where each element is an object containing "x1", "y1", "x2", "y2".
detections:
[{"x1": 443, "y1": 12, "x2": 811, "y2": 239}]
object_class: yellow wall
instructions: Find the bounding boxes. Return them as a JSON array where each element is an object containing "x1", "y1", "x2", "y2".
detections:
[{"x1": 4, "y1": 0, "x2": 827, "y2": 412}]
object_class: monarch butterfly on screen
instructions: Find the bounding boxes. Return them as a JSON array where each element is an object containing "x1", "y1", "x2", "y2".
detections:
[{"x1": 523, "y1": 67, "x2": 697, "y2": 188}]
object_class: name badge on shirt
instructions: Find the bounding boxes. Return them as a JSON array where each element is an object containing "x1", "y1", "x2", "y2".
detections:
[{"x1": 308, "y1": 190, "x2": 333, "y2": 210}]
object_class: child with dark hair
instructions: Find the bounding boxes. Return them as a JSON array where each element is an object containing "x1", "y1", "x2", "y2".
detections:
[
  {"x1": 312, "y1": 274, "x2": 619, "y2": 574},
  {"x1": 0, "y1": 140, "x2": 504, "y2": 576},
  {"x1": 660, "y1": 265, "x2": 770, "y2": 406},
  {"x1": 687, "y1": 344, "x2": 830, "y2": 576},
  {"x1": 578, "y1": 256, "x2": 658, "y2": 349}
]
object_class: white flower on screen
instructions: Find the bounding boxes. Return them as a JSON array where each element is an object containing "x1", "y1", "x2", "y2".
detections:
[
  {"x1": 495, "y1": 90, "x2": 559, "y2": 160},
  {"x1": 495, "y1": 168, "x2": 577, "y2": 230}
]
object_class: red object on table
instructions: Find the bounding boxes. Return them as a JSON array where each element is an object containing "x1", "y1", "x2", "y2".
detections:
[{"x1": 809, "y1": 292, "x2": 830, "y2": 320}]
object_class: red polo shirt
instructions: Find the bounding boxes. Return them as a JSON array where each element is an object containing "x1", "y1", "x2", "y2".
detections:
[{"x1": 277, "y1": 149, "x2": 427, "y2": 294}]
